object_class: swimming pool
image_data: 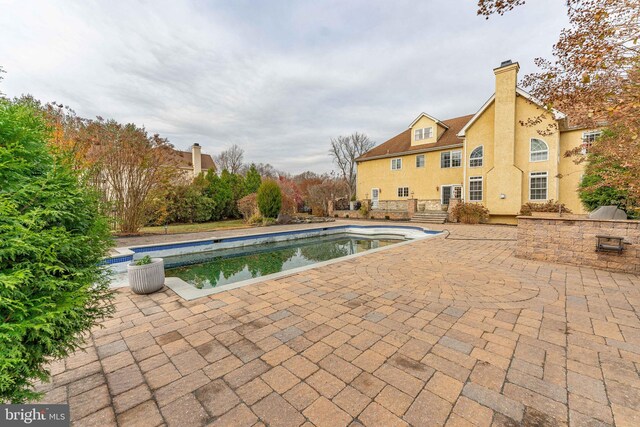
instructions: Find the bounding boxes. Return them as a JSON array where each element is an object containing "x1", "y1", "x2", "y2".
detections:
[
  {"x1": 164, "y1": 233, "x2": 404, "y2": 290},
  {"x1": 106, "y1": 224, "x2": 440, "y2": 299}
]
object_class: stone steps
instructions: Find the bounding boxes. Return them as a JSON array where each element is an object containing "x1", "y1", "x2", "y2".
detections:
[{"x1": 410, "y1": 211, "x2": 448, "y2": 224}]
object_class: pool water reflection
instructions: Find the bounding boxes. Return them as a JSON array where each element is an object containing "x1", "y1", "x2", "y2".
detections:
[{"x1": 164, "y1": 233, "x2": 403, "y2": 289}]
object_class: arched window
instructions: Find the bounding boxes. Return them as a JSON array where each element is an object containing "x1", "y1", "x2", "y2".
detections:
[
  {"x1": 530, "y1": 139, "x2": 548, "y2": 162},
  {"x1": 469, "y1": 146, "x2": 483, "y2": 167}
]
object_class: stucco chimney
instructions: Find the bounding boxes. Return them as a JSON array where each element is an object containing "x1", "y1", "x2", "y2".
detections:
[
  {"x1": 191, "y1": 143, "x2": 202, "y2": 178},
  {"x1": 485, "y1": 60, "x2": 523, "y2": 215},
  {"x1": 493, "y1": 60, "x2": 519, "y2": 166}
]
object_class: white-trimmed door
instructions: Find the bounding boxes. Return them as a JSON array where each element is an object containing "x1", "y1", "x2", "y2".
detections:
[
  {"x1": 371, "y1": 188, "x2": 380, "y2": 208},
  {"x1": 441, "y1": 185, "x2": 461, "y2": 206}
]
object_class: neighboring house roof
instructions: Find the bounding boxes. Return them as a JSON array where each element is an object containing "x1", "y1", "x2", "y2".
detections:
[
  {"x1": 457, "y1": 87, "x2": 566, "y2": 137},
  {"x1": 174, "y1": 150, "x2": 216, "y2": 170},
  {"x1": 356, "y1": 114, "x2": 474, "y2": 162}
]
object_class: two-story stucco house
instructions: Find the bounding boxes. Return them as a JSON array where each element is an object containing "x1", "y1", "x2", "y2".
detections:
[{"x1": 355, "y1": 60, "x2": 600, "y2": 224}]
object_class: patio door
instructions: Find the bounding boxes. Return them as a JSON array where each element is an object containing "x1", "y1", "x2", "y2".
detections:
[
  {"x1": 441, "y1": 185, "x2": 461, "y2": 205},
  {"x1": 371, "y1": 188, "x2": 379, "y2": 208}
]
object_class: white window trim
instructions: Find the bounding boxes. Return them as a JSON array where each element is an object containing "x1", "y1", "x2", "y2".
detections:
[
  {"x1": 529, "y1": 138, "x2": 549, "y2": 162},
  {"x1": 468, "y1": 176, "x2": 483, "y2": 201},
  {"x1": 582, "y1": 130, "x2": 602, "y2": 141},
  {"x1": 451, "y1": 150, "x2": 462, "y2": 168},
  {"x1": 397, "y1": 187, "x2": 409, "y2": 198},
  {"x1": 529, "y1": 171, "x2": 548, "y2": 201},
  {"x1": 440, "y1": 150, "x2": 462, "y2": 169},
  {"x1": 416, "y1": 154, "x2": 425, "y2": 168},
  {"x1": 440, "y1": 152, "x2": 451, "y2": 168},
  {"x1": 469, "y1": 145, "x2": 483, "y2": 168},
  {"x1": 581, "y1": 130, "x2": 602, "y2": 154},
  {"x1": 390, "y1": 158, "x2": 402, "y2": 170},
  {"x1": 414, "y1": 127, "x2": 433, "y2": 142}
]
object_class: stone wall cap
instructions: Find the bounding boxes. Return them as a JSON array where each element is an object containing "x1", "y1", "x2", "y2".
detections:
[{"x1": 517, "y1": 215, "x2": 640, "y2": 224}]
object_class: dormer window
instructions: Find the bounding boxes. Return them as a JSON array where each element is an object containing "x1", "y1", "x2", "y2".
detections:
[{"x1": 414, "y1": 127, "x2": 433, "y2": 141}]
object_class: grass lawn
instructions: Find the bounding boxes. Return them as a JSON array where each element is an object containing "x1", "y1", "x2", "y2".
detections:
[{"x1": 139, "y1": 219, "x2": 250, "y2": 235}]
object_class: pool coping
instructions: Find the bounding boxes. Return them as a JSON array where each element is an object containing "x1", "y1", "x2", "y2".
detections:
[{"x1": 107, "y1": 224, "x2": 441, "y2": 300}]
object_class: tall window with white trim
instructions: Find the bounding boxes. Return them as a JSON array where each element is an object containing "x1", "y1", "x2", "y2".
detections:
[
  {"x1": 469, "y1": 146, "x2": 483, "y2": 167},
  {"x1": 416, "y1": 155, "x2": 425, "y2": 168},
  {"x1": 391, "y1": 158, "x2": 402, "y2": 170},
  {"x1": 440, "y1": 152, "x2": 450, "y2": 168},
  {"x1": 469, "y1": 176, "x2": 483, "y2": 201},
  {"x1": 451, "y1": 150, "x2": 461, "y2": 167},
  {"x1": 529, "y1": 172, "x2": 548, "y2": 200},
  {"x1": 581, "y1": 131, "x2": 602, "y2": 154},
  {"x1": 530, "y1": 139, "x2": 549, "y2": 162}
]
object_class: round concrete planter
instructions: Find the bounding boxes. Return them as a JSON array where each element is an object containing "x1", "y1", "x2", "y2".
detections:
[{"x1": 127, "y1": 258, "x2": 165, "y2": 295}]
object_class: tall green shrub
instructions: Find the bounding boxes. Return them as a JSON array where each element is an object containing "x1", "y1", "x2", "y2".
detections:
[
  {"x1": 0, "y1": 99, "x2": 114, "y2": 403},
  {"x1": 257, "y1": 180, "x2": 282, "y2": 219},
  {"x1": 244, "y1": 164, "x2": 262, "y2": 194},
  {"x1": 204, "y1": 171, "x2": 234, "y2": 220},
  {"x1": 221, "y1": 170, "x2": 245, "y2": 218}
]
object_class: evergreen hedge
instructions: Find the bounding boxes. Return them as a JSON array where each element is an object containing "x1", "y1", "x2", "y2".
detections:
[
  {"x1": 0, "y1": 99, "x2": 114, "y2": 403},
  {"x1": 257, "y1": 180, "x2": 282, "y2": 219}
]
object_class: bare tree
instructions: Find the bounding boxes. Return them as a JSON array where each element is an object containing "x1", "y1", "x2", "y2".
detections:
[
  {"x1": 307, "y1": 177, "x2": 349, "y2": 216},
  {"x1": 239, "y1": 162, "x2": 286, "y2": 179},
  {"x1": 215, "y1": 144, "x2": 244, "y2": 174},
  {"x1": 83, "y1": 119, "x2": 179, "y2": 233},
  {"x1": 329, "y1": 132, "x2": 374, "y2": 200}
]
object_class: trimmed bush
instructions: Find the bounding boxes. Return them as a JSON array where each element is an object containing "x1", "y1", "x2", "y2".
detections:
[
  {"x1": 257, "y1": 180, "x2": 282, "y2": 219},
  {"x1": 0, "y1": 99, "x2": 114, "y2": 403},
  {"x1": 519, "y1": 200, "x2": 572, "y2": 216},
  {"x1": 451, "y1": 202, "x2": 489, "y2": 224}
]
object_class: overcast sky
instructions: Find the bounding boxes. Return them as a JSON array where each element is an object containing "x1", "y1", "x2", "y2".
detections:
[{"x1": 0, "y1": 0, "x2": 568, "y2": 174}]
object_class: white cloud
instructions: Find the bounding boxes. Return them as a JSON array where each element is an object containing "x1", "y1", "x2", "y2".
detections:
[{"x1": 0, "y1": 0, "x2": 568, "y2": 173}]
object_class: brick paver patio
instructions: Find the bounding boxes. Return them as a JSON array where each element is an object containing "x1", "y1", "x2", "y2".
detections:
[{"x1": 37, "y1": 223, "x2": 640, "y2": 426}]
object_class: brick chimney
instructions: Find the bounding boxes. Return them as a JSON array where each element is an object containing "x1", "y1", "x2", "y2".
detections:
[{"x1": 191, "y1": 143, "x2": 202, "y2": 178}]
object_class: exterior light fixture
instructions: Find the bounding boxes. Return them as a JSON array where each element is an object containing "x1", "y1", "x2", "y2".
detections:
[{"x1": 500, "y1": 193, "x2": 506, "y2": 199}]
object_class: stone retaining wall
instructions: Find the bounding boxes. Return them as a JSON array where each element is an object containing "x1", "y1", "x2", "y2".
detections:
[
  {"x1": 516, "y1": 216, "x2": 640, "y2": 274},
  {"x1": 376, "y1": 200, "x2": 410, "y2": 211},
  {"x1": 332, "y1": 198, "x2": 415, "y2": 221},
  {"x1": 417, "y1": 199, "x2": 442, "y2": 211},
  {"x1": 333, "y1": 210, "x2": 411, "y2": 220}
]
